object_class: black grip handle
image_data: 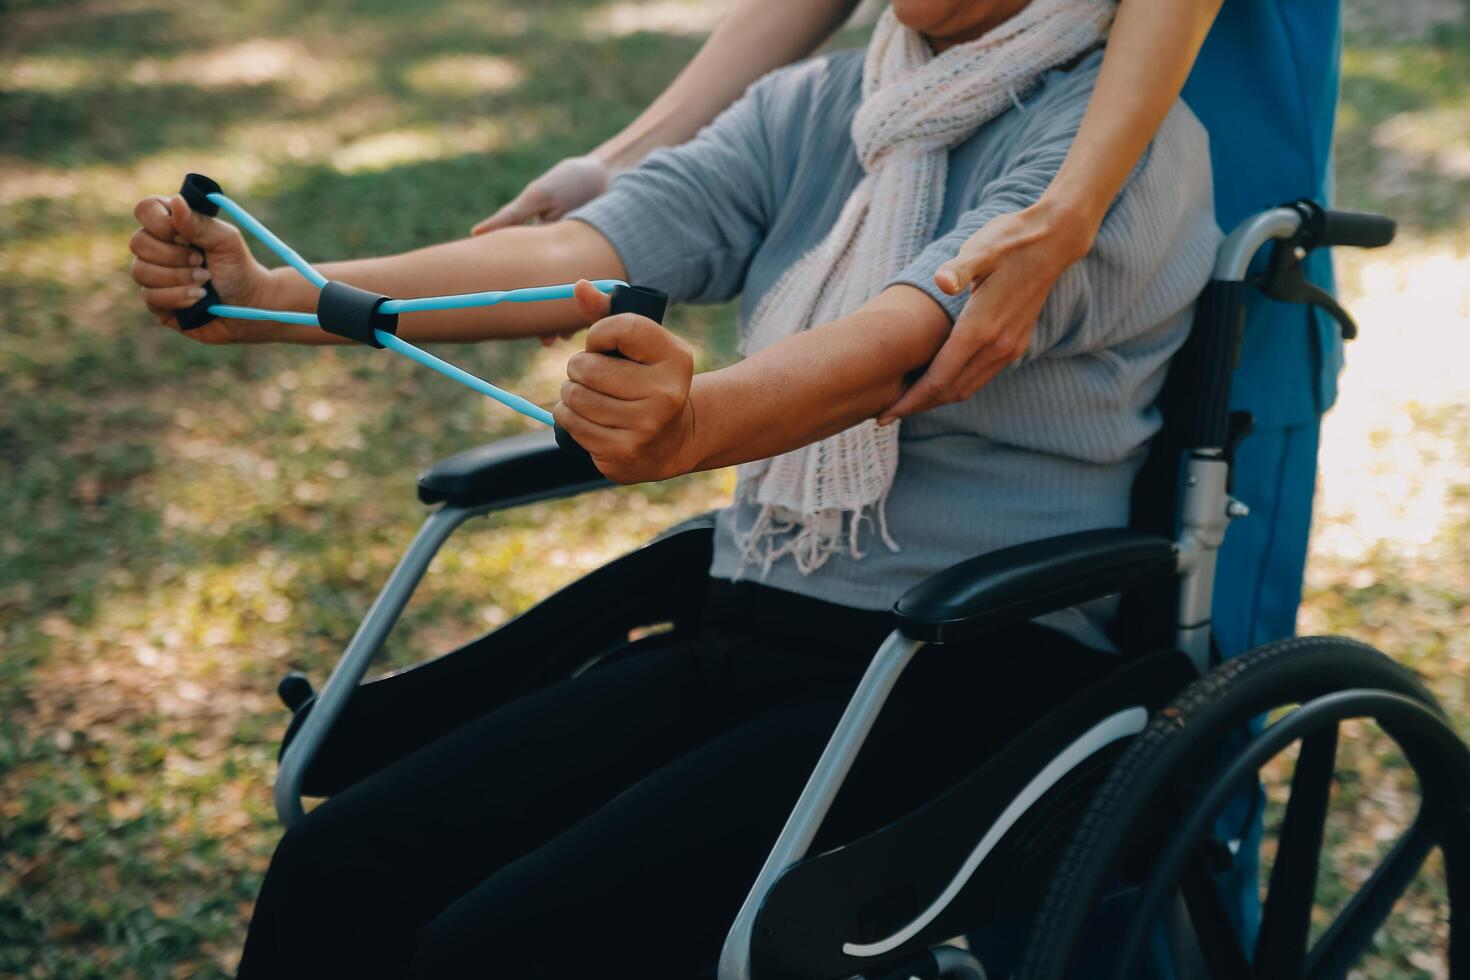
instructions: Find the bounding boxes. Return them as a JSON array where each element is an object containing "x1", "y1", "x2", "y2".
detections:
[
  {"x1": 1318, "y1": 209, "x2": 1396, "y2": 250},
  {"x1": 174, "y1": 174, "x2": 224, "y2": 329},
  {"x1": 180, "y1": 173, "x2": 223, "y2": 217},
  {"x1": 177, "y1": 281, "x2": 221, "y2": 330},
  {"x1": 553, "y1": 285, "x2": 670, "y2": 477}
]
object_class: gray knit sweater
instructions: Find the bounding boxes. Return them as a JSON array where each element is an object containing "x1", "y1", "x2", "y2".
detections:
[{"x1": 572, "y1": 48, "x2": 1221, "y2": 648}]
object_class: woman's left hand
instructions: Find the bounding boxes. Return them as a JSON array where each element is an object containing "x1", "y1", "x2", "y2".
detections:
[
  {"x1": 554, "y1": 280, "x2": 697, "y2": 484},
  {"x1": 877, "y1": 199, "x2": 1098, "y2": 424}
]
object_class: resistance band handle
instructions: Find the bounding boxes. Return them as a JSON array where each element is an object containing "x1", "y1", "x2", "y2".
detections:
[
  {"x1": 173, "y1": 174, "x2": 225, "y2": 329},
  {"x1": 180, "y1": 173, "x2": 222, "y2": 217},
  {"x1": 177, "y1": 281, "x2": 221, "y2": 330},
  {"x1": 553, "y1": 285, "x2": 670, "y2": 476}
]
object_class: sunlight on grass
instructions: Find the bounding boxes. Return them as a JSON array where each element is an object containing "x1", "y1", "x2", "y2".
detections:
[
  {"x1": 331, "y1": 121, "x2": 514, "y2": 174},
  {"x1": 1, "y1": 40, "x2": 368, "y2": 101},
  {"x1": 133, "y1": 39, "x2": 367, "y2": 99},
  {"x1": 403, "y1": 54, "x2": 526, "y2": 97},
  {"x1": 586, "y1": 0, "x2": 725, "y2": 37},
  {"x1": 0, "y1": 55, "x2": 101, "y2": 93},
  {"x1": 1313, "y1": 243, "x2": 1470, "y2": 563}
]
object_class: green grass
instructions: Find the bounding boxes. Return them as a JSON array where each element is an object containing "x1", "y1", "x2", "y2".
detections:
[{"x1": 1, "y1": 0, "x2": 1467, "y2": 976}]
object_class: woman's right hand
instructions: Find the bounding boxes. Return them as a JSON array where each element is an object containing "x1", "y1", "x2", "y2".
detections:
[
  {"x1": 470, "y1": 156, "x2": 611, "y2": 236},
  {"x1": 129, "y1": 194, "x2": 275, "y2": 343}
]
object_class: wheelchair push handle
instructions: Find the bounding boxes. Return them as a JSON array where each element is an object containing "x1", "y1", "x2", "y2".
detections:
[
  {"x1": 552, "y1": 285, "x2": 671, "y2": 476},
  {"x1": 1318, "y1": 208, "x2": 1397, "y2": 250}
]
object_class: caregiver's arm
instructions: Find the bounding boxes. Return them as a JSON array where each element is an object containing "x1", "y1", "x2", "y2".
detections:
[
  {"x1": 554, "y1": 282, "x2": 947, "y2": 484},
  {"x1": 882, "y1": 0, "x2": 1222, "y2": 421},
  {"x1": 128, "y1": 192, "x2": 623, "y2": 345},
  {"x1": 472, "y1": 0, "x2": 857, "y2": 233}
]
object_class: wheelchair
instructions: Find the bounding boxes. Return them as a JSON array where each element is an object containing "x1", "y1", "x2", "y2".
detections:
[{"x1": 267, "y1": 201, "x2": 1470, "y2": 980}]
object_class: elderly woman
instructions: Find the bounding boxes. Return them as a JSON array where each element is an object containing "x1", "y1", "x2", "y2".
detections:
[{"x1": 128, "y1": 0, "x2": 1219, "y2": 976}]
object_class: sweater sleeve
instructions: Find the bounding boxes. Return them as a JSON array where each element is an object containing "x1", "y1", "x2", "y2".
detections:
[
  {"x1": 889, "y1": 72, "x2": 1220, "y2": 363},
  {"x1": 568, "y1": 61, "x2": 819, "y2": 305}
]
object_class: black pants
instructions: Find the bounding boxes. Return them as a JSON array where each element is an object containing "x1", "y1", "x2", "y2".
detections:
[{"x1": 238, "y1": 581, "x2": 1112, "y2": 979}]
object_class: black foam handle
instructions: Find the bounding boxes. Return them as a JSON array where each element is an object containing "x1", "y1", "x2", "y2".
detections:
[
  {"x1": 180, "y1": 173, "x2": 222, "y2": 217},
  {"x1": 173, "y1": 174, "x2": 225, "y2": 329},
  {"x1": 177, "y1": 281, "x2": 220, "y2": 330},
  {"x1": 553, "y1": 284, "x2": 670, "y2": 476},
  {"x1": 1318, "y1": 209, "x2": 1396, "y2": 250}
]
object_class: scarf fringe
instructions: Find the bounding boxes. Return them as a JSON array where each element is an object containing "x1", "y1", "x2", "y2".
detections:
[{"x1": 733, "y1": 489, "x2": 900, "y2": 580}]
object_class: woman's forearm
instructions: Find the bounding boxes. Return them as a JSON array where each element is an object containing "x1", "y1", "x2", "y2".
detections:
[
  {"x1": 265, "y1": 221, "x2": 625, "y2": 343},
  {"x1": 594, "y1": 0, "x2": 858, "y2": 169},
  {"x1": 684, "y1": 285, "x2": 948, "y2": 472},
  {"x1": 1042, "y1": 0, "x2": 1223, "y2": 233}
]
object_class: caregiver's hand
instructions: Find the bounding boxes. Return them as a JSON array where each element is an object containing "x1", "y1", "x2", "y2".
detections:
[
  {"x1": 878, "y1": 201, "x2": 1097, "y2": 423},
  {"x1": 128, "y1": 194, "x2": 275, "y2": 343},
  {"x1": 471, "y1": 156, "x2": 611, "y2": 236},
  {"x1": 554, "y1": 280, "x2": 696, "y2": 484}
]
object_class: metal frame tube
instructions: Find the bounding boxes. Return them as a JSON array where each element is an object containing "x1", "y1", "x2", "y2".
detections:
[
  {"x1": 274, "y1": 503, "x2": 478, "y2": 825},
  {"x1": 1213, "y1": 208, "x2": 1303, "y2": 282},
  {"x1": 271, "y1": 479, "x2": 606, "y2": 826},
  {"x1": 719, "y1": 631, "x2": 924, "y2": 980}
]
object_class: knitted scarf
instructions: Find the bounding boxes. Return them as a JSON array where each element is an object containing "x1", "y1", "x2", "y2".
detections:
[{"x1": 734, "y1": 0, "x2": 1114, "y2": 576}]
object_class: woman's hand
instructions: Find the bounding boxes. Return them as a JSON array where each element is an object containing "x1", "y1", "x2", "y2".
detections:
[
  {"x1": 129, "y1": 194, "x2": 276, "y2": 343},
  {"x1": 553, "y1": 280, "x2": 696, "y2": 484},
  {"x1": 878, "y1": 199, "x2": 1099, "y2": 423},
  {"x1": 471, "y1": 156, "x2": 612, "y2": 236}
]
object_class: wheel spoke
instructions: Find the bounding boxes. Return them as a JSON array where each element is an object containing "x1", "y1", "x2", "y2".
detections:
[
  {"x1": 1180, "y1": 849, "x2": 1254, "y2": 980},
  {"x1": 1304, "y1": 810, "x2": 1441, "y2": 980},
  {"x1": 1255, "y1": 726, "x2": 1338, "y2": 976}
]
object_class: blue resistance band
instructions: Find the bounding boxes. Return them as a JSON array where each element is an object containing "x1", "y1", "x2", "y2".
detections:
[{"x1": 173, "y1": 173, "x2": 631, "y2": 429}]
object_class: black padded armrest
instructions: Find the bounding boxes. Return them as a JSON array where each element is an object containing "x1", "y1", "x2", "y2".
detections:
[
  {"x1": 894, "y1": 528, "x2": 1177, "y2": 644},
  {"x1": 417, "y1": 430, "x2": 610, "y2": 508}
]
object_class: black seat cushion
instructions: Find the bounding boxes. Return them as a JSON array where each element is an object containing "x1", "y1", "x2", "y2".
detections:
[{"x1": 749, "y1": 650, "x2": 1198, "y2": 979}]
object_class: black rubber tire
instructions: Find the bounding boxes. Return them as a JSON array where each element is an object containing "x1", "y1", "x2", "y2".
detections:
[{"x1": 1015, "y1": 635, "x2": 1446, "y2": 980}]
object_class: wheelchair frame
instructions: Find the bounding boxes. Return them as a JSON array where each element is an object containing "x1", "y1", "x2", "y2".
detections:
[{"x1": 268, "y1": 202, "x2": 1442, "y2": 980}]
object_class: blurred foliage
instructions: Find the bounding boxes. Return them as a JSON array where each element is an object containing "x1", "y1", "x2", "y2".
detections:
[{"x1": 1, "y1": 0, "x2": 1466, "y2": 977}]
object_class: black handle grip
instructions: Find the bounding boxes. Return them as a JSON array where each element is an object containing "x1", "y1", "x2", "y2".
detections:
[
  {"x1": 553, "y1": 285, "x2": 670, "y2": 477},
  {"x1": 180, "y1": 173, "x2": 223, "y2": 217},
  {"x1": 1318, "y1": 209, "x2": 1396, "y2": 250},
  {"x1": 174, "y1": 174, "x2": 224, "y2": 329}
]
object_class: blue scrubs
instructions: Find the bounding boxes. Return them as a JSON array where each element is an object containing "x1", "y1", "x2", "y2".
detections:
[
  {"x1": 1185, "y1": 0, "x2": 1344, "y2": 966},
  {"x1": 1184, "y1": 0, "x2": 1344, "y2": 658}
]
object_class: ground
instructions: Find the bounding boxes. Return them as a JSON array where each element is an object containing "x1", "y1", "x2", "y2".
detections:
[{"x1": 1, "y1": 0, "x2": 1467, "y2": 976}]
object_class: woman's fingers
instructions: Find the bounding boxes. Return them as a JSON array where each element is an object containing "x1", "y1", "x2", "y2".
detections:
[
  {"x1": 472, "y1": 191, "x2": 545, "y2": 235},
  {"x1": 134, "y1": 195, "x2": 177, "y2": 241},
  {"x1": 130, "y1": 227, "x2": 201, "y2": 268},
  {"x1": 936, "y1": 238, "x2": 1003, "y2": 294},
  {"x1": 558, "y1": 380, "x2": 645, "y2": 429},
  {"x1": 132, "y1": 258, "x2": 210, "y2": 289},
  {"x1": 878, "y1": 280, "x2": 1037, "y2": 423},
  {"x1": 571, "y1": 278, "x2": 613, "y2": 323},
  {"x1": 167, "y1": 194, "x2": 238, "y2": 251},
  {"x1": 142, "y1": 284, "x2": 209, "y2": 313},
  {"x1": 565, "y1": 349, "x2": 645, "y2": 399}
]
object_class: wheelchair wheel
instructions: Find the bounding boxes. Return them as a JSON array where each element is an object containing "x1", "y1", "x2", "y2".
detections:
[{"x1": 1017, "y1": 636, "x2": 1470, "y2": 980}]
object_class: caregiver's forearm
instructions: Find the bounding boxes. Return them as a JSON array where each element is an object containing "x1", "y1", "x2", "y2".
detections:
[
  {"x1": 1042, "y1": 0, "x2": 1222, "y2": 232},
  {"x1": 684, "y1": 285, "x2": 949, "y2": 470},
  {"x1": 264, "y1": 220, "x2": 625, "y2": 342},
  {"x1": 594, "y1": 0, "x2": 858, "y2": 169}
]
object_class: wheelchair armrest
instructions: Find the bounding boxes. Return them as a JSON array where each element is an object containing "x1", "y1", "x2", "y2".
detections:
[
  {"x1": 894, "y1": 528, "x2": 1178, "y2": 643},
  {"x1": 417, "y1": 429, "x2": 609, "y2": 508}
]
